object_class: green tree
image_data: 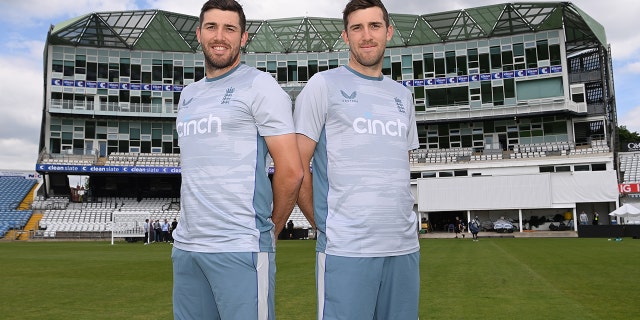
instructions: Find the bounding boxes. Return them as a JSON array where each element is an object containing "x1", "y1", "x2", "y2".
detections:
[{"x1": 618, "y1": 126, "x2": 640, "y2": 151}]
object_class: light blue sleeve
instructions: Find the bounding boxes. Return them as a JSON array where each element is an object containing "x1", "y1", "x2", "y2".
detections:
[
  {"x1": 293, "y1": 73, "x2": 328, "y2": 142},
  {"x1": 252, "y1": 72, "x2": 294, "y2": 136},
  {"x1": 405, "y1": 90, "x2": 420, "y2": 150}
]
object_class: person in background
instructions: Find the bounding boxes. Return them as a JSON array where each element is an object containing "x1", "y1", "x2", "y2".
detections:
[
  {"x1": 469, "y1": 216, "x2": 481, "y2": 241},
  {"x1": 170, "y1": 218, "x2": 178, "y2": 243},
  {"x1": 454, "y1": 216, "x2": 463, "y2": 238},
  {"x1": 143, "y1": 218, "x2": 150, "y2": 245},
  {"x1": 161, "y1": 219, "x2": 170, "y2": 242},
  {"x1": 579, "y1": 211, "x2": 589, "y2": 225},
  {"x1": 171, "y1": 1, "x2": 303, "y2": 319},
  {"x1": 294, "y1": 1, "x2": 420, "y2": 318},
  {"x1": 592, "y1": 211, "x2": 599, "y2": 225},
  {"x1": 287, "y1": 219, "x2": 294, "y2": 239},
  {"x1": 153, "y1": 219, "x2": 161, "y2": 242}
]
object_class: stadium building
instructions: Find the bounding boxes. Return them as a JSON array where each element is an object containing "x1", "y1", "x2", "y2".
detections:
[{"x1": 19, "y1": 2, "x2": 623, "y2": 240}]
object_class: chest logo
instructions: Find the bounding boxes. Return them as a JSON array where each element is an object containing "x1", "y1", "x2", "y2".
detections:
[{"x1": 340, "y1": 90, "x2": 358, "y2": 103}]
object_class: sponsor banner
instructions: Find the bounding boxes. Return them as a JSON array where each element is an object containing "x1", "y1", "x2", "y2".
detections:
[
  {"x1": 35, "y1": 164, "x2": 278, "y2": 175},
  {"x1": 625, "y1": 142, "x2": 640, "y2": 152},
  {"x1": 619, "y1": 183, "x2": 640, "y2": 194},
  {"x1": 35, "y1": 164, "x2": 182, "y2": 174}
]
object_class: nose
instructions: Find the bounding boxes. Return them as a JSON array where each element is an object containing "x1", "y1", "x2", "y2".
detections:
[{"x1": 362, "y1": 27, "x2": 374, "y2": 40}]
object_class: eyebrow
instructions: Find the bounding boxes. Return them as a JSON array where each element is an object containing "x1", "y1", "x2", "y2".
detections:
[
  {"x1": 349, "y1": 21, "x2": 384, "y2": 29},
  {"x1": 202, "y1": 21, "x2": 239, "y2": 30}
]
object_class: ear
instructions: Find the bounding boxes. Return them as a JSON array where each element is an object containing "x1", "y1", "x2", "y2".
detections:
[
  {"x1": 341, "y1": 29, "x2": 349, "y2": 45},
  {"x1": 241, "y1": 31, "x2": 249, "y2": 47},
  {"x1": 386, "y1": 24, "x2": 393, "y2": 41},
  {"x1": 196, "y1": 26, "x2": 202, "y2": 44}
]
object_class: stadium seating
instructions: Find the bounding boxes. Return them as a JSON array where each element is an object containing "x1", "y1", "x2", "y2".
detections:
[
  {"x1": 619, "y1": 152, "x2": 640, "y2": 183},
  {"x1": 0, "y1": 176, "x2": 37, "y2": 238},
  {"x1": 410, "y1": 140, "x2": 611, "y2": 165},
  {"x1": 37, "y1": 197, "x2": 180, "y2": 238},
  {"x1": 105, "y1": 152, "x2": 180, "y2": 167},
  {"x1": 289, "y1": 206, "x2": 312, "y2": 229}
]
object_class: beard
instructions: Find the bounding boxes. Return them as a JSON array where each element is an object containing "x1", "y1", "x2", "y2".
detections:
[
  {"x1": 350, "y1": 40, "x2": 385, "y2": 68},
  {"x1": 202, "y1": 41, "x2": 240, "y2": 71}
]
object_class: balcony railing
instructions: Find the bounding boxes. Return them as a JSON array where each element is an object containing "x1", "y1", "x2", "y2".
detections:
[
  {"x1": 416, "y1": 97, "x2": 586, "y2": 122},
  {"x1": 49, "y1": 99, "x2": 177, "y2": 117}
]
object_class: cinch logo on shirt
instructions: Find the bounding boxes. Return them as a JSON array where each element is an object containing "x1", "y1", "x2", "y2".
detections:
[
  {"x1": 352, "y1": 115, "x2": 408, "y2": 137},
  {"x1": 177, "y1": 114, "x2": 222, "y2": 137}
]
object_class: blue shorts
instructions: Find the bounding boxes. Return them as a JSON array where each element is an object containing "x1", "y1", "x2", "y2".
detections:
[
  {"x1": 172, "y1": 248, "x2": 275, "y2": 320},
  {"x1": 316, "y1": 251, "x2": 420, "y2": 320}
]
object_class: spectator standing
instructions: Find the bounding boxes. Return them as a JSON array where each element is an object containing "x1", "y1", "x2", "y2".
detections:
[
  {"x1": 171, "y1": 1, "x2": 303, "y2": 319},
  {"x1": 287, "y1": 220, "x2": 294, "y2": 239},
  {"x1": 143, "y1": 218, "x2": 150, "y2": 244},
  {"x1": 153, "y1": 219, "x2": 161, "y2": 242},
  {"x1": 454, "y1": 216, "x2": 463, "y2": 238},
  {"x1": 579, "y1": 211, "x2": 589, "y2": 225},
  {"x1": 294, "y1": 1, "x2": 420, "y2": 318},
  {"x1": 469, "y1": 216, "x2": 481, "y2": 241},
  {"x1": 592, "y1": 211, "x2": 599, "y2": 225},
  {"x1": 161, "y1": 219, "x2": 170, "y2": 242},
  {"x1": 170, "y1": 218, "x2": 178, "y2": 242}
]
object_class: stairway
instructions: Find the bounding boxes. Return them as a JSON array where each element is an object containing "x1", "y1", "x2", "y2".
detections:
[{"x1": 17, "y1": 213, "x2": 43, "y2": 240}]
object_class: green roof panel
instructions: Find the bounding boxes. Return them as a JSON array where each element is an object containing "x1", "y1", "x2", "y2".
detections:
[
  {"x1": 47, "y1": 3, "x2": 609, "y2": 54},
  {"x1": 134, "y1": 12, "x2": 193, "y2": 51}
]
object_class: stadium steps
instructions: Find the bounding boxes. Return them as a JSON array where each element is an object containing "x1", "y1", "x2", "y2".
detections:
[
  {"x1": 17, "y1": 184, "x2": 38, "y2": 210},
  {"x1": 2, "y1": 230, "x2": 18, "y2": 241},
  {"x1": 17, "y1": 213, "x2": 43, "y2": 240}
]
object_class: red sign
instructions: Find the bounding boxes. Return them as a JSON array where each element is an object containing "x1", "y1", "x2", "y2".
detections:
[{"x1": 619, "y1": 183, "x2": 640, "y2": 193}]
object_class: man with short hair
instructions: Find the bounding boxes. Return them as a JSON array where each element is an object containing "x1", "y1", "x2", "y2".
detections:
[
  {"x1": 171, "y1": 1, "x2": 304, "y2": 319},
  {"x1": 294, "y1": 0, "x2": 420, "y2": 318}
]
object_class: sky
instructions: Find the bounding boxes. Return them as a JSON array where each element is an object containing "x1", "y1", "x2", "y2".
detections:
[{"x1": 0, "y1": 0, "x2": 639, "y2": 172}]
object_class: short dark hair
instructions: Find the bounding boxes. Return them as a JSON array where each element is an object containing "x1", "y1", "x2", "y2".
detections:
[
  {"x1": 199, "y1": 0, "x2": 246, "y2": 34},
  {"x1": 342, "y1": 0, "x2": 389, "y2": 31}
]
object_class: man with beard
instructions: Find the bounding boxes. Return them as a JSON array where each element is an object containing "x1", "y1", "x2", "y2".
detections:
[
  {"x1": 171, "y1": 1, "x2": 303, "y2": 319},
  {"x1": 293, "y1": 0, "x2": 420, "y2": 319}
]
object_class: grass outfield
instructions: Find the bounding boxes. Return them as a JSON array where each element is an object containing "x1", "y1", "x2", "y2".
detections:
[{"x1": 1, "y1": 238, "x2": 638, "y2": 320}]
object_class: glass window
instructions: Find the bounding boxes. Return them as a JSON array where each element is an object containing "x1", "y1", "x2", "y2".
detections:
[
  {"x1": 413, "y1": 60, "x2": 423, "y2": 79},
  {"x1": 64, "y1": 61, "x2": 74, "y2": 76},
  {"x1": 86, "y1": 62, "x2": 97, "y2": 81},
  {"x1": 456, "y1": 56, "x2": 467, "y2": 75},
  {"x1": 525, "y1": 47, "x2": 538, "y2": 68},
  {"x1": 492, "y1": 86, "x2": 504, "y2": 105},
  {"x1": 549, "y1": 44, "x2": 561, "y2": 66},
  {"x1": 502, "y1": 50, "x2": 513, "y2": 71},
  {"x1": 536, "y1": 40, "x2": 549, "y2": 61},
  {"x1": 120, "y1": 59, "x2": 130, "y2": 77},
  {"x1": 445, "y1": 51, "x2": 456, "y2": 74},
  {"x1": 490, "y1": 46, "x2": 501, "y2": 69},
  {"x1": 152, "y1": 65, "x2": 162, "y2": 81},
  {"x1": 423, "y1": 53, "x2": 434, "y2": 74},
  {"x1": 173, "y1": 66, "x2": 183, "y2": 84},
  {"x1": 163, "y1": 60, "x2": 173, "y2": 79},
  {"x1": 75, "y1": 55, "x2": 86, "y2": 68},
  {"x1": 504, "y1": 79, "x2": 515, "y2": 99},
  {"x1": 513, "y1": 43, "x2": 524, "y2": 57},
  {"x1": 52, "y1": 60, "x2": 63, "y2": 73},
  {"x1": 481, "y1": 82, "x2": 492, "y2": 103},
  {"x1": 479, "y1": 53, "x2": 490, "y2": 73},
  {"x1": 434, "y1": 58, "x2": 445, "y2": 77}
]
